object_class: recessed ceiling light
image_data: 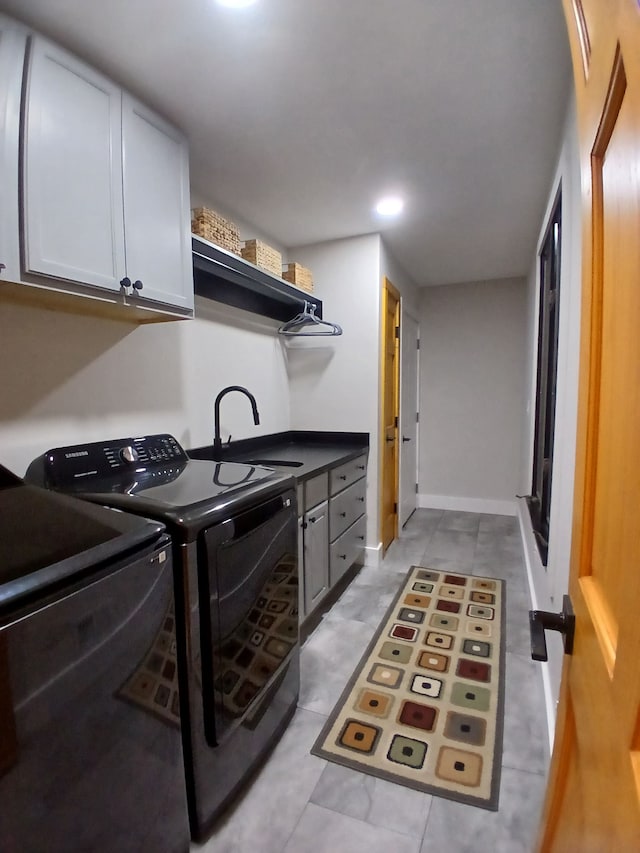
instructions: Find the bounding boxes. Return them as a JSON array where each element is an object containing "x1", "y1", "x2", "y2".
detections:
[
  {"x1": 216, "y1": 0, "x2": 258, "y2": 7},
  {"x1": 375, "y1": 196, "x2": 404, "y2": 217}
]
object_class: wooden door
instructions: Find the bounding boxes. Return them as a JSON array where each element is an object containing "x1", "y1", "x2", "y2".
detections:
[
  {"x1": 380, "y1": 278, "x2": 400, "y2": 554},
  {"x1": 22, "y1": 36, "x2": 125, "y2": 291},
  {"x1": 399, "y1": 312, "x2": 419, "y2": 527},
  {"x1": 537, "y1": 1, "x2": 640, "y2": 848}
]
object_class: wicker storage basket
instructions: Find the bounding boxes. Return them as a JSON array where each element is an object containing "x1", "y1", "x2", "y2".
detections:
[
  {"x1": 191, "y1": 207, "x2": 240, "y2": 255},
  {"x1": 282, "y1": 262, "x2": 314, "y2": 292},
  {"x1": 241, "y1": 239, "x2": 282, "y2": 277}
]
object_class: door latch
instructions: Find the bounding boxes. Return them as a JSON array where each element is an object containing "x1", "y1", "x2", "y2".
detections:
[{"x1": 529, "y1": 595, "x2": 575, "y2": 662}]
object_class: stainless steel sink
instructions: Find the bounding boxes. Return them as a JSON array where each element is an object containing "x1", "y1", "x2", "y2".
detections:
[{"x1": 244, "y1": 459, "x2": 304, "y2": 468}]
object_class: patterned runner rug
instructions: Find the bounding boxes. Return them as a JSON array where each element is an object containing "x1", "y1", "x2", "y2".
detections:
[{"x1": 311, "y1": 566, "x2": 506, "y2": 810}]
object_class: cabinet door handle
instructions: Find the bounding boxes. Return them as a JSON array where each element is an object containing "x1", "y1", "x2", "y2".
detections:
[
  {"x1": 339, "y1": 474, "x2": 347, "y2": 481},
  {"x1": 357, "y1": 465, "x2": 365, "y2": 470},
  {"x1": 0, "y1": 262, "x2": 6, "y2": 274},
  {"x1": 339, "y1": 511, "x2": 346, "y2": 518},
  {"x1": 120, "y1": 276, "x2": 132, "y2": 290},
  {"x1": 308, "y1": 516, "x2": 317, "y2": 524},
  {"x1": 338, "y1": 554, "x2": 347, "y2": 560},
  {"x1": 357, "y1": 497, "x2": 365, "y2": 503},
  {"x1": 358, "y1": 535, "x2": 365, "y2": 541},
  {"x1": 132, "y1": 279, "x2": 143, "y2": 291}
]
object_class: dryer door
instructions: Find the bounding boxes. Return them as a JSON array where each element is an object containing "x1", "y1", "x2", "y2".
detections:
[{"x1": 197, "y1": 488, "x2": 298, "y2": 746}]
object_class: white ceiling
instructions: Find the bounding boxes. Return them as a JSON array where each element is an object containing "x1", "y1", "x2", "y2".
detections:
[{"x1": 2, "y1": 0, "x2": 572, "y2": 286}]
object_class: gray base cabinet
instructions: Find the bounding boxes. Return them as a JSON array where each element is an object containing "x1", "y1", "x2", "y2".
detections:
[
  {"x1": 298, "y1": 454, "x2": 367, "y2": 624},
  {"x1": 303, "y1": 501, "x2": 329, "y2": 616}
]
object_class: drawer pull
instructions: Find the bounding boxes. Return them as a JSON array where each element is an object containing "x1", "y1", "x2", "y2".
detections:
[
  {"x1": 339, "y1": 511, "x2": 347, "y2": 518},
  {"x1": 357, "y1": 497, "x2": 365, "y2": 502},
  {"x1": 339, "y1": 554, "x2": 347, "y2": 560},
  {"x1": 339, "y1": 474, "x2": 347, "y2": 480},
  {"x1": 358, "y1": 465, "x2": 365, "y2": 470},
  {"x1": 358, "y1": 535, "x2": 365, "y2": 541}
]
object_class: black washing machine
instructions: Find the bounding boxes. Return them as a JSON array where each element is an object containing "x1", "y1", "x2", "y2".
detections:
[
  {"x1": 26, "y1": 434, "x2": 300, "y2": 842},
  {"x1": 0, "y1": 463, "x2": 190, "y2": 853}
]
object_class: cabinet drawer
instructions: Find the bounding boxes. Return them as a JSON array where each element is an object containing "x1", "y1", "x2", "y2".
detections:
[
  {"x1": 329, "y1": 454, "x2": 367, "y2": 496},
  {"x1": 330, "y1": 515, "x2": 366, "y2": 586},
  {"x1": 329, "y1": 477, "x2": 366, "y2": 542},
  {"x1": 304, "y1": 472, "x2": 328, "y2": 511}
]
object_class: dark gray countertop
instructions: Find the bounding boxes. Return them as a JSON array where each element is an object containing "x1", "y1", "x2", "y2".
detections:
[{"x1": 187, "y1": 430, "x2": 369, "y2": 482}]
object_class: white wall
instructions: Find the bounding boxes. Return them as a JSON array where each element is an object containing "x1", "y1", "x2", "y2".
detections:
[
  {"x1": 418, "y1": 277, "x2": 527, "y2": 515},
  {"x1": 380, "y1": 240, "x2": 421, "y2": 317},
  {"x1": 0, "y1": 296, "x2": 290, "y2": 476},
  {"x1": 518, "y1": 91, "x2": 582, "y2": 730},
  {"x1": 190, "y1": 190, "x2": 289, "y2": 260},
  {"x1": 286, "y1": 234, "x2": 381, "y2": 556}
]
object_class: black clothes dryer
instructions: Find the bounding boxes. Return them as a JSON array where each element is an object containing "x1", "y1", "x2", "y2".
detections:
[{"x1": 27, "y1": 434, "x2": 300, "y2": 842}]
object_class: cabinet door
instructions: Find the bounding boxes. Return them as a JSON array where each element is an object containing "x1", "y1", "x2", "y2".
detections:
[
  {"x1": 303, "y1": 501, "x2": 329, "y2": 616},
  {"x1": 0, "y1": 15, "x2": 25, "y2": 284},
  {"x1": 22, "y1": 37, "x2": 125, "y2": 291},
  {"x1": 121, "y1": 94, "x2": 194, "y2": 311},
  {"x1": 297, "y1": 516, "x2": 306, "y2": 621}
]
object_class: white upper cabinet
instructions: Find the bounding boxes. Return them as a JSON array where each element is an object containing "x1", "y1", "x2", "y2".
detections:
[
  {"x1": 0, "y1": 16, "x2": 27, "y2": 283},
  {"x1": 121, "y1": 95, "x2": 193, "y2": 312},
  {"x1": 19, "y1": 32, "x2": 194, "y2": 315},
  {"x1": 22, "y1": 36, "x2": 126, "y2": 292}
]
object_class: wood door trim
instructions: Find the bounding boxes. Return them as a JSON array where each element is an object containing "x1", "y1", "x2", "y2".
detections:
[{"x1": 379, "y1": 276, "x2": 400, "y2": 551}]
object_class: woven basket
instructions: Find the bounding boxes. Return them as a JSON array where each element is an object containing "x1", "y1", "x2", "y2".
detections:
[
  {"x1": 241, "y1": 239, "x2": 282, "y2": 277},
  {"x1": 191, "y1": 207, "x2": 240, "y2": 255},
  {"x1": 282, "y1": 262, "x2": 314, "y2": 293}
]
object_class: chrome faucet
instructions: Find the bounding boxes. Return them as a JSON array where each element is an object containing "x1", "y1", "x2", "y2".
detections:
[{"x1": 213, "y1": 386, "x2": 260, "y2": 455}]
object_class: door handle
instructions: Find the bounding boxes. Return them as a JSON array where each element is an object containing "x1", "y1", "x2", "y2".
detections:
[
  {"x1": 529, "y1": 595, "x2": 575, "y2": 662},
  {"x1": 385, "y1": 436, "x2": 395, "y2": 443},
  {"x1": 402, "y1": 436, "x2": 411, "y2": 443}
]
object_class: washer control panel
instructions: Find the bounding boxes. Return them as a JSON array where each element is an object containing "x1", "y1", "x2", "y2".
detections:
[{"x1": 41, "y1": 434, "x2": 189, "y2": 487}]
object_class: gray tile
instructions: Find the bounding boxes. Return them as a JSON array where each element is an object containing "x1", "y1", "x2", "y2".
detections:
[
  {"x1": 416, "y1": 554, "x2": 475, "y2": 575},
  {"x1": 193, "y1": 507, "x2": 549, "y2": 853},
  {"x1": 436, "y1": 511, "x2": 482, "y2": 534},
  {"x1": 310, "y1": 763, "x2": 432, "y2": 840},
  {"x1": 503, "y1": 584, "x2": 533, "y2": 656},
  {"x1": 422, "y1": 529, "x2": 478, "y2": 564},
  {"x1": 501, "y1": 652, "x2": 549, "y2": 775},
  {"x1": 323, "y1": 584, "x2": 396, "y2": 627},
  {"x1": 195, "y1": 709, "x2": 328, "y2": 853},
  {"x1": 478, "y1": 514, "x2": 519, "y2": 536},
  {"x1": 284, "y1": 802, "x2": 421, "y2": 853},
  {"x1": 299, "y1": 618, "x2": 374, "y2": 715},
  {"x1": 420, "y1": 766, "x2": 547, "y2": 853}
]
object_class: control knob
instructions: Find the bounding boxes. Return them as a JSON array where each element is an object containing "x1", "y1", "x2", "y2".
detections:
[{"x1": 119, "y1": 445, "x2": 139, "y2": 464}]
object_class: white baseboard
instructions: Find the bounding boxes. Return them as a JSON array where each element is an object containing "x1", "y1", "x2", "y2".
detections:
[
  {"x1": 516, "y1": 498, "x2": 556, "y2": 754},
  {"x1": 365, "y1": 543, "x2": 382, "y2": 568},
  {"x1": 418, "y1": 494, "x2": 517, "y2": 517}
]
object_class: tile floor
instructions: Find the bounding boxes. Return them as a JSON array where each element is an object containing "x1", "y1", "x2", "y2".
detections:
[{"x1": 195, "y1": 509, "x2": 549, "y2": 853}]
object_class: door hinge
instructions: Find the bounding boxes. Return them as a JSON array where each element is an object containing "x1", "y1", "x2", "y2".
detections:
[
  {"x1": 416, "y1": 339, "x2": 420, "y2": 350},
  {"x1": 416, "y1": 412, "x2": 419, "y2": 423},
  {"x1": 415, "y1": 483, "x2": 419, "y2": 494},
  {"x1": 393, "y1": 502, "x2": 398, "y2": 514},
  {"x1": 395, "y1": 325, "x2": 400, "y2": 339},
  {"x1": 394, "y1": 416, "x2": 398, "y2": 428}
]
